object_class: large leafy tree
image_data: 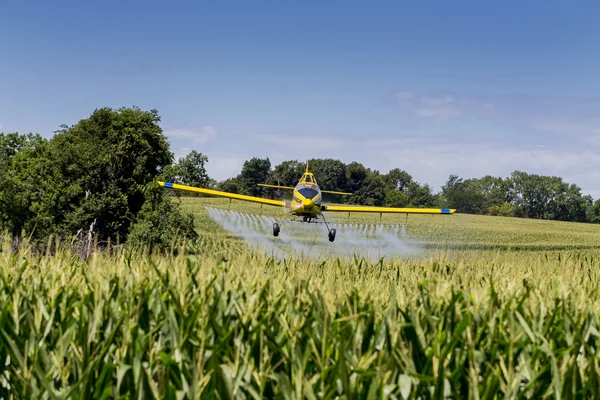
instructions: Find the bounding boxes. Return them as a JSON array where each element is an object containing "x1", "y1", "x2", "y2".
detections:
[
  {"x1": 238, "y1": 157, "x2": 271, "y2": 196},
  {"x1": 0, "y1": 133, "x2": 51, "y2": 236},
  {"x1": 384, "y1": 168, "x2": 413, "y2": 192},
  {"x1": 161, "y1": 150, "x2": 210, "y2": 195},
  {"x1": 441, "y1": 175, "x2": 486, "y2": 213},
  {"x1": 47, "y1": 106, "x2": 173, "y2": 240},
  {"x1": 0, "y1": 106, "x2": 198, "y2": 247},
  {"x1": 346, "y1": 161, "x2": 369, "y2": 201}
]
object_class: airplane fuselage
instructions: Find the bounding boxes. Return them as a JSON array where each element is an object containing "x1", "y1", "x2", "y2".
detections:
[
  {"x1": 291, "y1": 182, "x2": 322, "y2": 217},
  {"x1": 289, "y1": 172, "x2": 324, "y2": 219}
]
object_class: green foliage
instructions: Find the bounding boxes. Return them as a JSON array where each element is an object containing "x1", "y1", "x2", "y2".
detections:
[
  {"x1": 406, "y1": 181, "x2": 436, "y2": 207},
  {"x1": 385, "y1": 189, "x2": 410, "y2": 207},
  {"x1": 262, "y1": 160, "x2": 304, "y2": 199},
  {"x1": 488, "y1": 202, "x2": 516, "y2": 217},
  {"x1": 345, "y1": 161, "x2": 369, "y2": 194},
  {"x1": 353, "y1": 173, "x2": 387, "y2": 206},
  {"x1": 441, "y1": 175, "x2": 486, "y2": 213},
  {"x1": 384, "y1": 168, "x2": 413, "y2": 192},
  {"x1": 237, "y1": 157, "x2": 271, "y2": 196},
  {"x1": 0, "y1": 107, "x2": 196, "y2": 248},
  {"x1": 127, "y1": 183, "x2": 198, "y2": 249},
  {"x1": 218, "y1": 177, "x2": 242, "y2": 194},
  {"x1": 588, "y1": 199, "x2": 600, "y2": 223},
  {"x1": 162, "y1": 150, "x2": 210, "y2": 189},
  {"x1": 306, "y1": 158, "x2": 348, "y2": 201},
  {"x1": 0, "y1": 132, "x2": 52, "y2": 236},
  {"x1": 4, "y1": 232, "x2": 600, "y2": 397}
]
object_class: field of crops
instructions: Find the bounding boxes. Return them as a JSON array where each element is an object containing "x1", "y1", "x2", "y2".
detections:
[{"x1": 3, "y1": 197, "x2": 600, "y2": 398}]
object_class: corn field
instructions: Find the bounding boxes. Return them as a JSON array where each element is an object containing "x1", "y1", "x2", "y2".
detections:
[{"x1": 2, "y1": 226, "x2": 600, "y2": 398}]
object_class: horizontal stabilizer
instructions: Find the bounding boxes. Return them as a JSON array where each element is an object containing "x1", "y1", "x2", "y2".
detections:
[
  {"x1": 257, "y1": 184, "x2": 295, "y2": 190},
  {"x1": 321, "y1": 190, "x2": 353, "y2": 196}
]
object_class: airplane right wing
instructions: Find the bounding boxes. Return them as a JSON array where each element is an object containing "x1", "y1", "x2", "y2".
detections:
[
  {"x1": 322, "y1": 205, "x2": 455, "y2": 214},
  {"x1": 158, "y1": 181, "x2": 287, "y2": 207}
]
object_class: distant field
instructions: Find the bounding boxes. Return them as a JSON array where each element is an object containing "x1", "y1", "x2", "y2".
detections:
[
  {"x1": 177, "y1": 196, "x2": 600, "y2": 254},
  {"x1": 4, "y1": 195, "x2": 600, "y2": 397}
]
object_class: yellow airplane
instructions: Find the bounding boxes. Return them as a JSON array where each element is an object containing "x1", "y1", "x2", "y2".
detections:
[{"x1": 158, "y1": 163, "x2": 455, "y2": 242}]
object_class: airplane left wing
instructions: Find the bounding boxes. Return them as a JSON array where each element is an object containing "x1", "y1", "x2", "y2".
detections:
[
  {"x1": 158, "y1": 181, "x2": 287, "y2": 207},
  {"x1": 322, "y1": 205, "x2": 455, "y2": 214}
]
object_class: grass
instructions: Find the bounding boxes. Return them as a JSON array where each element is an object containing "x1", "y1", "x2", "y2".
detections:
[{"x1": 3, "y1": 196, "x2": 600, "y2": 397}]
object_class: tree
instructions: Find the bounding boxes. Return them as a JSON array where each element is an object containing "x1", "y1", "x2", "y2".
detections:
[
  {"x1": 264, "y1": 160, "x2": 305, "y2": 199},
  {"x1": 127, "y1": 182, "x2": 198, "y2": 250},
  {"x1": 238, "y1": 157, "x2": 271, "y2": 196},
  {"x1": 269, "y1": 160, "x2": 305, "y2": 187},
  {"x1": 384, "y1": 168, "x2": 413, "y2": 192},
  {"x1": 0, "y1": 132, "x2": 52, "y2": 236},
  {"x1": 353, "y1": 173, "x2": 387, "y2": 206},
  {"x1": 0, "y1": 106, "x2": 197, "y2": 249},
  {"x1": 407, "y1": 181, "x2": 435, "y2": 207},
  {"x1": 346, "y1": 161, "x2": 369, "y2": 202},
  {"x1": 441, "y1": 175, "x2": 486, "y2": 213},
  {"x1": 218, "y1": 177, "x2": 242, "y2": 194},
  {"x1": 385, "y1": 190, "x2": 410, "y2": 207},
  {"x1": 587, "y1": 199, "x2": 600, "y2": 223},
  {"x1": 160, "y1": 150, "x2": 211, "y2": 196}
]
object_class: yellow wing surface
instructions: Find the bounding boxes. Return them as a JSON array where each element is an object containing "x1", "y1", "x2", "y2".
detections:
[
  {"x1": 158, "y1": 181, "x2": 286, "y2": 207},
  {"x1": 323, "y1": 205, "x2": 455, "y2": 214}
]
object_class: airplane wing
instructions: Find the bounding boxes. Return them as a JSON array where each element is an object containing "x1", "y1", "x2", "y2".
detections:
[
  {"x1": 322, "y1": 205, "x2": 455, "y2": 214},
  {"x1": 158, "y1": 181, "x2": 287, "y2": 207}
]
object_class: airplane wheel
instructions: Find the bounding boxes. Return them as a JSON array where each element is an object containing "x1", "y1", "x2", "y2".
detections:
[
  {"x1": 328, "y1": 228, "x2": 336, "y2": 242},
  {"x1": 273, "y1": 223, "x2": 280, "y2": 237},
  {"x1": 303, "y1": 216, "x2": 308, "y2": 222}
]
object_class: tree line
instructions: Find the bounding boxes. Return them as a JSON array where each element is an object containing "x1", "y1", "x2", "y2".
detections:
[
  {"x1": 167, "y1": 155, "x2": 600, "y2": 224},
  {"x1": 3, "y1": 105, "x2": 600, "y2": 252},
  {"x1": 0, "y1": 106, "x2": 198, "y2": 251}
]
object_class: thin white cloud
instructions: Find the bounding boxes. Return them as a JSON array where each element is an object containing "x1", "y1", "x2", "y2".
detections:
[
  {"x1": 165, "y1": 126, "x2": 217, "y2": 144},
  {"x1": 414, "y1": 107, "x2": 461, "y2": 118},
  {"x1": 249, "y1": 132, "x2": 350, "y2": 151},
  {"x1": 391, "y1": 92, "x2": 463, "y2": 120},
  {"x1": 205, "y1": 154, "x2": 246, "y2": 181},
  {"x1": 371, "y1": 140, "x2": 600, "y2": 198},
  {"x1": 421, "y1": 95, "x2": 455, "y2": 106}
]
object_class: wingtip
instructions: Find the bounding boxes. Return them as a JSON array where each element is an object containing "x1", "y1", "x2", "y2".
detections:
[
  {"x1": 158, "y1": 181, "x2": 174, "y2": 188},
  {"x1": 441, "y1": 208, "x2": 457, "y2": 214}
]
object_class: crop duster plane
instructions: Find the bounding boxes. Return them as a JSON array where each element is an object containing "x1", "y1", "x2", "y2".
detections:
[{"x1": 158, "y1": 164, "x2": 455, "y2": 242}]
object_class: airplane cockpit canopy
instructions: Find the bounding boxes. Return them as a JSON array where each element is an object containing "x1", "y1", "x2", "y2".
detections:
[{"x1": 301, "y1": 173, "x2": 316, "y2": 184}]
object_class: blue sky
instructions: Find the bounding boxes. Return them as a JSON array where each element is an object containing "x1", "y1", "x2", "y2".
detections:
[{"x1": 3, "y1": 1, "x2": 600, "y2": 196}]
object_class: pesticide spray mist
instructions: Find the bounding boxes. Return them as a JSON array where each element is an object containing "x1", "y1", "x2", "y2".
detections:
[{"x1": 206, "y1": 207, "x2": 422, "y2": 260}]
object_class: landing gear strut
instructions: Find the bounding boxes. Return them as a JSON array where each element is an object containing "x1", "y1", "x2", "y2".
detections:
[
  {"x1": 320, "y1": 213, "x2": 336, "y2": 242},
  {"x1": 272, "y1": 222, "x2": 280, "y2": 237}
]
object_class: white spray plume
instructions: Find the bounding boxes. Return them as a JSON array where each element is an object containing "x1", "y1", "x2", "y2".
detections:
[{"x1": 205, "y1": 207, "x2": 422, "y2": 260}]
